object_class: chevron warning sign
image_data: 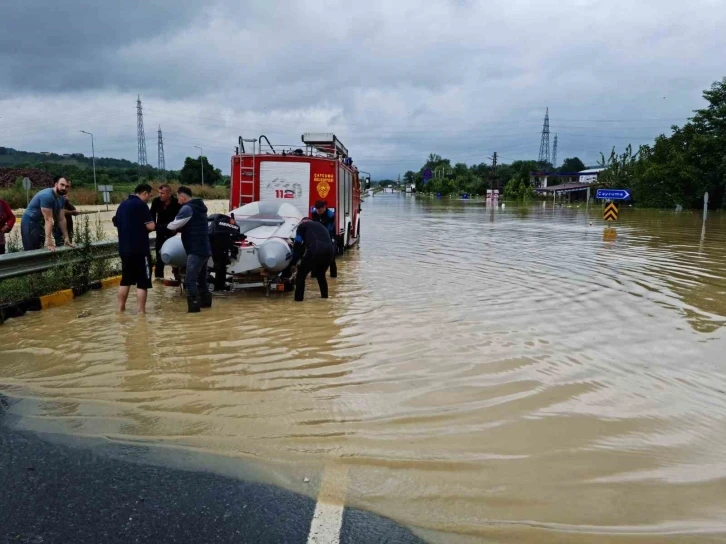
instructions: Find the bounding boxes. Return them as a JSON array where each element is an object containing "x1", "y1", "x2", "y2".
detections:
[{"x1": 603, "y1": 202, "x2": 618, "y2": 221}]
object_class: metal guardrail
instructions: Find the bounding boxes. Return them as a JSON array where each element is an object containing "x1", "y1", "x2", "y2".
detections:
[{"x1": 0, "y1": 239, "x2": 156, "y2": 281}]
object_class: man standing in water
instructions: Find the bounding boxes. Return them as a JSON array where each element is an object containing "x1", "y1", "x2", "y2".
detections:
[
  {"x1": 167, "y1": 187, "x2": 212, "y2": 313},
  {"x1": 310, "y1": 199, "x2": 337, "y2": 278},
  {"x1": 21, "y1": 176, "x2": 73, "y2": 251},
  {"x1": 290, "y1": 217, "x2": 334, "y2": 301},
  {"x1": 115, "y1": 184, "x2": 155, "y2": 313},
  {"x1": 150, "y1": 184, "x2": 181, "y2": 279}
]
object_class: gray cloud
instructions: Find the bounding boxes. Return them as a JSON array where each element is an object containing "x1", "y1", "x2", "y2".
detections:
[{"x1": 1, "y1": 0, "x2": 725, "y2": 178}]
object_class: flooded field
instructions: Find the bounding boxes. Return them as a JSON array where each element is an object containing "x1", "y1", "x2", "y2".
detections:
[{"x1": 2, "y1": 196, "x2": 726, "y2": 543}]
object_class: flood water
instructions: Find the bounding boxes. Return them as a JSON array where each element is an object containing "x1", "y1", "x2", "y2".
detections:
[{"x1": 2, "y1": 196, "x2": 726, "y2": 543}]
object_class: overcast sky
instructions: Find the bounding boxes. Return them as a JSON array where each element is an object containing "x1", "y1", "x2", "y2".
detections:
[{"x1": 1, "y1": 0, "x2": 725, "y2": 179}]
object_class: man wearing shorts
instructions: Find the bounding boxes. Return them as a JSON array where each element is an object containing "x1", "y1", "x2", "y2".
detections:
[{"x1": 114, "y1": 183, "x2": 155, "y2": 313}]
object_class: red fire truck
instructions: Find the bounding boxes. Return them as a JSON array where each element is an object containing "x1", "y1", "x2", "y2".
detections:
[{"x1": 230, "y1": 133, "x2": 366, "y2": 251}]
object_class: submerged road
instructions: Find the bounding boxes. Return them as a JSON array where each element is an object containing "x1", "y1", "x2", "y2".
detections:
[
  {"x1": 0, "y1": 402, "x2": 425, "y2": 544},
  {"x1": 3, "y1": 197, "x2": 726, "y2": 542}
]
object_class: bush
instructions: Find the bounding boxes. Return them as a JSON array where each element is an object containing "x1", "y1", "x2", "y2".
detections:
[{"x1": 0, "y1": 214, "x2": 119, "y2": 305}]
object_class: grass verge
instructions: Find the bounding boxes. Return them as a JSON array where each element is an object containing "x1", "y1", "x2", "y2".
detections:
[{"x1": 0, "y1": 214, "x2": 119, "y2": 306}]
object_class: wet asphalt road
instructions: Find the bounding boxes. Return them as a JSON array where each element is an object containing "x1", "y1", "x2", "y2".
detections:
[{"x1": 0, "y1": 402, "x2": 425, "y2": 544}]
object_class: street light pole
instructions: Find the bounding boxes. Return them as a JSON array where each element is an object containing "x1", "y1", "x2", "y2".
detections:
[
  {"x1": 194, "y1": 145, "x2": 204, "y2": 188},
  {"x1": 80, "y1": 130, "x2": 97, "y2": 199}
]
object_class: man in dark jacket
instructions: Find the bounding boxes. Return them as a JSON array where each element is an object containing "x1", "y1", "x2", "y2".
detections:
[
  {"x1": 310, "y1": 199, "x2": 337, "y2": 278},
  {"x1": 54, "y1": 195, "x2": 80, "y2": 246},
  {"x1": 167, "y1": 186, "x2": 212, "y2": 313},
  {"x1": 150, "y1": 184, "x2": 182, "y2": 279},
  {"x1": 290, "y1": 218, "x2": 334, "y2": 302}
]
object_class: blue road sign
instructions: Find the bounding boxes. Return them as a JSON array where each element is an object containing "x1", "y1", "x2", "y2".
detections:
[{"x1": 596, "y1": 189, "x2": 631, "y2": 200}]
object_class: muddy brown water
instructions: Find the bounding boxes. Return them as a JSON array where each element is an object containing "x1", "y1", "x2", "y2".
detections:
[{"x1": 2, "y1": 196, "x2": 726, "y2": 543}]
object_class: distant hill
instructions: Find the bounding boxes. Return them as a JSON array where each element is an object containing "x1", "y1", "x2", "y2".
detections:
[
  {"x1": 0, "y1": 147, "x2": 140, "y2": 170},
  {"x1": 0, "y1": 146, "x2": 177, "y2": 190}
]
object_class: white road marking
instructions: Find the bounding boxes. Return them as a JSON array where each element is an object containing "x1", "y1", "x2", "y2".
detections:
[{"x1": 307, "y1": 465, "x2": 349, "y2": 544}]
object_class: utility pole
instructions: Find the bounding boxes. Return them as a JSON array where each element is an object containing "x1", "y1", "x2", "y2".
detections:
[
  {"x1": 552, "y1": 134, "x2": 558, "y2": 170},
  {"x1": 80, "y1": 130, "x2": 97, "y2": 199},
  {"x1": 157, "y1": 126, "x2": 166, "y2": 182},
  {"x1": 488, "y1": 152, "x2": 498, "y2": 190},
  {"x1": 194, "y1": 145, "x2": 204, "y2": 188},
  {"x1": 136, "y1": 95, "x2": 148, "y2": 166},
  {"x1": 538, "y1": 107, "x2": 550, "y2": 166}
]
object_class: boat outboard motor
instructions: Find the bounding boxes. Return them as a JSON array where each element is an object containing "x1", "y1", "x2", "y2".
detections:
[{"x1": 208, "y1": 213, "x2": 244, "y2": 290}]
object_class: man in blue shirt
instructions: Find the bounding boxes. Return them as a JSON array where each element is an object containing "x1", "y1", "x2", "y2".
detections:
[
  {"x1": 21, "y1": 176, "x2": 73, "y2": 251},
  {"x1": 114, "y1": 183, "x2": 155, "y2": 313}
]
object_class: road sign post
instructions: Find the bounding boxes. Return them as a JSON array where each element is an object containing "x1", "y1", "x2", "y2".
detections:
[
  {"x1": 703, "y1": 192, "x2": 709, "y2": 222},
  {"x1": 702, "y1": 192, "x2": 709, "y2": 241},
  {"x1": 22, "y1": 177, "x2": 31, "y2": 206},
  {"x1": 98, "y1": 185, "x2": 113, "y2": 211}
]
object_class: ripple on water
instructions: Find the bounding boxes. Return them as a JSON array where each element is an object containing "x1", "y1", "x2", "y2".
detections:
[{"x1": 1, "y1": 200, "x2": 726, "y2": 542}]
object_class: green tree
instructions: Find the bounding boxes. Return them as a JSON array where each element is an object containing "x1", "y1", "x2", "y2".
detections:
[
  {"x1": 689, "y1": 77, "x2": 726, "y2": 207},
  {"x1": 503, "y1": 175, "x2": 536, "y2": 201},
  {"x1": 596, "y1": 77, "x2": 726, "y2": 209},
  {"x1": 179, "y1": 156, "x2": 222, "y2": 186},
  {"x1": 559, "y1": 157, "x2": 586, "y2": 172},
  {"x1": 598, "y1": 145, "x2": 641, "y2": 188}
]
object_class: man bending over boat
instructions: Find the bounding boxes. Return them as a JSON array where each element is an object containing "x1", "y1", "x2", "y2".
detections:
[
  {"x1": 290, "y1": 218, "x2": 334, "y2": 301},
  {"x1": 310, "y1": 199, "x2": 337, "y2": 278}
]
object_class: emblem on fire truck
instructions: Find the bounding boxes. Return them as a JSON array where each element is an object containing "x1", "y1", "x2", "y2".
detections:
[{"x1": 316, "y1": 180, "x2": 330, "y2": 199}]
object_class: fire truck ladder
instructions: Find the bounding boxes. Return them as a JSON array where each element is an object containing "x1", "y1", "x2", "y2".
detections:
[{"x1": 238, "y1": 138, "x2": 258, "y2": 206}]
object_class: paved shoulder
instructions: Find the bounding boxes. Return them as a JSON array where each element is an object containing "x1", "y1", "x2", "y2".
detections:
[
  {"x1": 0, "y1": 419, "x2": 426, "y2": 544},
  {"x1": 342, "y1": 508, "x2": 426, "y2": 544},
  {"x1": 0, "y1": 427, "x2": 314, "y2": 544}
]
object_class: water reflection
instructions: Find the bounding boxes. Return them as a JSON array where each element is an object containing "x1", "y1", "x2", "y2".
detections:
[{"x1": 1, "y1": 196, "x2": 726, "y2": 542}]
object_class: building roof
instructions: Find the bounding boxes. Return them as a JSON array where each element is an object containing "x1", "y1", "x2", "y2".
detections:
[
  {"x1": 578, "y1": 168, "x2": 606, "y2": 174},
  {"x1": 530, "y1": 171, "x2": 581, "y2": 177},
  {"x1": 535, "y1": 182, "x2": 591, "y2": 194}
]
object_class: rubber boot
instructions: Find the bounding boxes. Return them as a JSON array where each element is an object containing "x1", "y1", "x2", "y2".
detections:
[
  {"x1": 187, "y1": 296, "x2": 201, "y2": 313},
  {"x1": 200, "y1": 292, "x2": 212, "y2": 308}
]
